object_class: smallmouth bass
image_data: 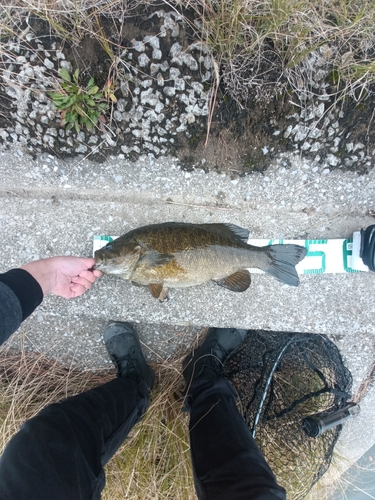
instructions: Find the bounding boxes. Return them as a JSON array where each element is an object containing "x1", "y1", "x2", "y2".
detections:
[{"x1": 94, "y1": 222, "x2": 307, "y2": 299}]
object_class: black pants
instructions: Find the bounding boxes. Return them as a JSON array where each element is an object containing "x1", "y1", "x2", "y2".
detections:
[{"x1": 0, "y1": 377, "x2": 286, "y2": 500}]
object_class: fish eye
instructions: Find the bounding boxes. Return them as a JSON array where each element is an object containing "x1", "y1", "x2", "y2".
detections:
[{"x1": 105, "y1": 244, "x2": 112, "y2": 250}]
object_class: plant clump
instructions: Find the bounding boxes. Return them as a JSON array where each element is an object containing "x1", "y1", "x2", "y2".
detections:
[{"x1": 48, "y1": 68, "x2": 110, "y2": 132}]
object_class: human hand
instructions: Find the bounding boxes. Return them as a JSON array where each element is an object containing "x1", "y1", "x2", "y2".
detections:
[{"x1": 20, "y1": 256, "x2": 102, "y2": 298}]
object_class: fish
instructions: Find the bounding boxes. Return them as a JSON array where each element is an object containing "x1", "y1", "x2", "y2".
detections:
[{"x1": 94, "y1": 222, "x2": 307, "y2": 299}]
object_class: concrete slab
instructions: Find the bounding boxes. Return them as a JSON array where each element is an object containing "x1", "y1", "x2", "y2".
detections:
[
  {"x1": 1, "y1": 146, "x2": 374, "y2": 336},
  {"x1": 1, "y1": 144, "x2": 374, "y2": 466}
]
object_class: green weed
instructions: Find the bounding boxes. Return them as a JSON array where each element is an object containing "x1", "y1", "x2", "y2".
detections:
[{"x1": 49, "y1": 68, "x2": 109, "y2": 133}]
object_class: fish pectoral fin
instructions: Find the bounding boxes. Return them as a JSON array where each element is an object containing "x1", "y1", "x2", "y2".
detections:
[
  {"x1": 149, "y1": 283, "x2": 169, "y2": 301},
  {"x1": 139, "y1": 252, "x2": 174, "y2": 268},
  {"x1": 149, "y1": 283, "x2": 163, "y2": 298},
  {"x1": 213, "y1": 269, "x2": 251, "y2": 292}
]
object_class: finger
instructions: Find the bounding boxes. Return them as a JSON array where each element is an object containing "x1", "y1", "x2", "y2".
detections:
[
  {"x1": 92, "y1": 269, "x2": 103, "y2": 278},
  {"x1": 80, "y1": 257, "x2": 96, "y2": 268},
  {"x1": 71, "y1": 276, "x2": 93, "y2": 290},
  {"x1": 78, "y1": 270, "x2": 98, "y2": 284},
  {"x1": 69, "y1": 282, "x2": 87, "y2": 297}
]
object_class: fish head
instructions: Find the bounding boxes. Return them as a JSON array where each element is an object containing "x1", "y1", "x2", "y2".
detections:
[{"x1": 94, "y1": 239, "x2": 142, "y2": 278}]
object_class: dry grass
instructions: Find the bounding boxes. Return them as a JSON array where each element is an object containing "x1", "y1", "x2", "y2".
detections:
[
  {"x1": 0, "y1": 342, "x2": 365, "y2": 500},
  {"x1": 0, "y1": 346, "x2": 195, "y2": 499},
  {"x1": 184, "y1": 0, "x2": 375, "y2": 106},
  {"x1": 0, "y1": 346, "x2": 114, "y2": 452},
  {"x1": 102, "y1": 360, "x2": 195, "y2": 500}
]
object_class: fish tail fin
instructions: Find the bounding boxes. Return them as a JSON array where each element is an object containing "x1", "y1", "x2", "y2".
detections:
[{"x1": 265, "y1": 244, "x2": 307, "y2": 286}]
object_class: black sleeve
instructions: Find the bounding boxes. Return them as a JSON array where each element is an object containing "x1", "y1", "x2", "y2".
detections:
[{"x1": 0, "y1": 269, "x2": 43, "y2": 345}]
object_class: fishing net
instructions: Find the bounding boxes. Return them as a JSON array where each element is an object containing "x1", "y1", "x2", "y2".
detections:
[{"x1": 225, "y1": 331, "x2": 353, "y2": 500}]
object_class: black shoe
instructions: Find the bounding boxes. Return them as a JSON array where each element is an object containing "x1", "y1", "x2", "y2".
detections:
[
  {"x1": 104, "y1": 321, "x2": 155, "y2": 390},
  {"x1": 182, "y1": 328, "x2": 247, "y2": 385}
]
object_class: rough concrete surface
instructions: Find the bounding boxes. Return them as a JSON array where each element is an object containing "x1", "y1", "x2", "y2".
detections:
[{"x1": 1, "y1": 144, "x2": 375, "y2": 466}]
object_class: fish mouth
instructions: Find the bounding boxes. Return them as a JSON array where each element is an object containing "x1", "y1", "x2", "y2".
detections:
[{"x1": 92, "y1": 257, "x2": 104, "y2": 270}]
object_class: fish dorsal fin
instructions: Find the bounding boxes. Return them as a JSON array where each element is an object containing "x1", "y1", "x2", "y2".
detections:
[
  {"x1": 138, "y1": 252, "x2": 174, "y2": 268},
  {"x1": 213, "y1": 269, "x2": 251, "y2": 292},
  {"x1": 149, "y1": 283, "x2": 163, "y2": 298},
  {"x1": 201, "y1": 223, "x2": 249, "y2": 242}
]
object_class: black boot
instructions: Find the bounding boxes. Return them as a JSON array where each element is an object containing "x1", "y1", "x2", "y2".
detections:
[
  {"x1": 182, "y1": 328, "x2": 247, "y2": 385},
  {"x1": 104, "y1": 321, "x2": 155, "y2": 390}
]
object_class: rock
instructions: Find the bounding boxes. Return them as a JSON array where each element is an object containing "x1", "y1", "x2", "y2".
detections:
[
  {"x1": 132, "y1": 39, "x2": 145, "y2": 52},
  {"x1": 76, "y1": 132, "x2": 85, "y2": 143},
  {"x1": 326, "y1": 154, "x2": 339, "y2": 167},
  {"x1": 138, "y1": 53, "x2": 150, "y2": 68},
  {"x1": 144, "y1": 35, "x2": 159, "y2": 49},
  {"x1": 60, "y1": 60, "x2": 72, "y2": 72},
  {"x1": 43, "y1": 58, "x2": 55, "y2": 70},
  {"x1": 152, "y1": 49, "x2": 162, "y2": 60},
  {"x1": 163, "y1": 86, "x2": 176, "y2": 97},
  {"x1": 75, "y1": 144, "x2": 88, "y2": 153},
  {"x1": 150, "y1": 63, "x2": 160, "y2": 75}
]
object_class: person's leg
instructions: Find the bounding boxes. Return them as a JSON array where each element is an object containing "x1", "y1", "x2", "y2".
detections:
[
  {"x1": 0, "y1": 378, "x2": 148, "y2": 500},
  {"x1": 0, "y1": 321, "x2": 155, "y2": 500},
  {"x1": 183, "y1": 328, "x2": 286, "y2": 500}
]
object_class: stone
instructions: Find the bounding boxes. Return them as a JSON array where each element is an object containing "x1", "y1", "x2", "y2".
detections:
[
  {"x1": 160, "y1": 61, "x2": 169, "y2": 72},
  {"x1": 144, "y1": 35, "x2": 159, "y2": 49},
  {"x1": 170, "y1": 67, "x2": 181, "y2": 79},
  {"x1": 150, "y1": 63, "x2": 160, "y2": 76},
  {"x1": 152, "y1": 49, "x2": 162, "y2": 60},
  {"x1": 43, "y1": 135, "x2": 55, "y2": 148},
  {"x1": 181, "y1": 53, "x2": 198, "y2": 71},
  {"x1": 43, "y1": 58, "x2": 54, "y2": 70},
  {"x1": 163, "y1": 87, "x2": 176, "y2": 97},
  {"x1": 113, "y1": 110, "x2": 124, "y2": 121},
  {"x1": 132, "y1": 39, "x2": 145, "y2": 52},
  {"x1": 140, "y1": 79, "x2": 153, "y2": 88},
  {"x1": 60, "y1": 60, "x2": 72, "y2": 72},
  {"x1": 75, "y1": 144, "x2": 88, "y2": 153},
  {"x1": 315, "y1": 102, "x2": 325, "y2": 118},
  {"x1": 175, "y1": 78, "x2": 185, "y2": 91},
  {"x1": 170, "y1": 43, "x2": 182, "y2": 60},
  {"x1": 138, "y1": 53, "x2": 150, "y2": 68},
  {"x1": 326, "y1": 154, "x2": 339, "y2": 166}
]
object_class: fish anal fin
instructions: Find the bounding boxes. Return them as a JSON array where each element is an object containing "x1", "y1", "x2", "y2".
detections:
[
  {"x1": 213, "y1": 269, "x2": 251, "y2": 292},
  {"x1": 149, "y1": 284, "x2": 169, "y2": 301}
]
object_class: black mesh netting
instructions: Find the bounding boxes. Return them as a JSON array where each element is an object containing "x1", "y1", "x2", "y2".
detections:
[{"x1": 224, "y1": 331, "x2": 353, "y2": 500}]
